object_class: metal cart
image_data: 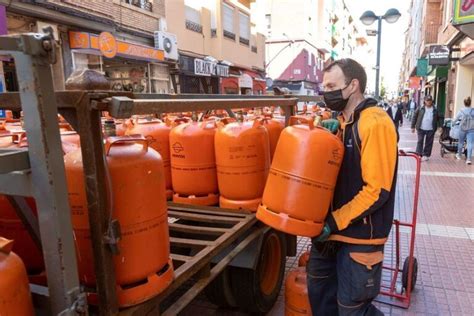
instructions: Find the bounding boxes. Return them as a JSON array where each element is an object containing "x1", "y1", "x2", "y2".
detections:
[
  {"x1": 0, "y1": 31, "x2": 328, "y2": 315},
  {"x1": 376, "y1": 150, "x2": 421, "y2": 309}
]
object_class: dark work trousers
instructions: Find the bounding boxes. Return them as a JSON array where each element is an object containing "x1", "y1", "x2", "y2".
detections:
[
  {"x1": 416, "y1": 129, "x2": 436, "y2": 157},
  {"x1": 307, "y1": 242, "x2": 384, "y2": 316}
]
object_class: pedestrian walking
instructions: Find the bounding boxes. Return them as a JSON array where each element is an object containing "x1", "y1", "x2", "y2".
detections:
[
  {"x1": 400, "y1": 98, "x2": 408, "y2": 116},
  {"x1": 387, "y1": 100, "x2": 403, "y2": 131},
  {"x1": 454, "y1": 96, "x2": 474, "y2": 165},
  {"x1": 310, "y1": 58, "x2": 397, "y2": 316},
  {"x1": 411, "y1": 95, "x2": 439, "y2": 161},
  {"x1": 407, "y1": 98, "x2": 417, "y2": 120}
]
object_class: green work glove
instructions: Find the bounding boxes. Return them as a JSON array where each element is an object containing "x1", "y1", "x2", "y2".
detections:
[
  {"x1": 314, "y1": 224, "x2": 331, "y2": 242},
  {"x1": 321, "y1": 119, "x2": 340, "y2": 134}
]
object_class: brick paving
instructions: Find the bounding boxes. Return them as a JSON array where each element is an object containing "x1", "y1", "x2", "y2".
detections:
[{"x1": 181, "y1": 124, "x2": 474, "y2": 315}]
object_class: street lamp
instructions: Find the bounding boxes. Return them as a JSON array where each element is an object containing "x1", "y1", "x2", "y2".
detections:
[{"x1": 360, "y1": 8, "x2": 401, "y2": 100}]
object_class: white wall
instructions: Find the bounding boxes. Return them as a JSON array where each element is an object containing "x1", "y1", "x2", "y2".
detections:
[{"x1": 454, "y1": 64, "x2": 474, "y2": 115}]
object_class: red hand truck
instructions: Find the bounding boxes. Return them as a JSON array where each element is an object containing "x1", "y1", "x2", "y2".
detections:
[{"x1": 376, "y1": 150, "x2": 421, "y2": 309}]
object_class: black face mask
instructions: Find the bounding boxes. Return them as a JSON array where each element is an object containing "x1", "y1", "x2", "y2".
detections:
[{"x1": 322, "y1": 84, "x2": 352, "y2": 112}]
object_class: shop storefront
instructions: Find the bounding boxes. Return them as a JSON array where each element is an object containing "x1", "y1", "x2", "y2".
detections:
[
  {"x1": 177, "y1": 54, "x2": 229, "y2": 94},
  {"x1": 68, "y1": 31, "x2": 169, "y2": 93},
  {"x1": 220, "y1": 67, "x2": 266, "y2": 95}
]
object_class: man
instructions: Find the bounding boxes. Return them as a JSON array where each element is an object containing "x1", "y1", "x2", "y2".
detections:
[
  {"x1": 386, "y1": 99, "x2": 403, "y2": 131},
  {"x1": 411, "y1": 95, "x2": 438, "y2": 161},
  {"x1": 407, "y1": 98, "x2": 417, "y2": 120},
  {"x1": 311, "y1": 58, "x2": 398, "y2": 315}
]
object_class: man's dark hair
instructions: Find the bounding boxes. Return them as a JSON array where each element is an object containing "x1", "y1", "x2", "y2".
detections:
[
  {"x1": 464, "y1": 96, "x2": 471, "y2": 106},
  {"x1": 323, "y1": 58, "x2": 367, "y2": 94}
]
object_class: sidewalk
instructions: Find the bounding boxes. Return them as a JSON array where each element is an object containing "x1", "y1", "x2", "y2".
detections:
[{"x1": 183, "y1": 123, "x2": 474, "y2": 316}]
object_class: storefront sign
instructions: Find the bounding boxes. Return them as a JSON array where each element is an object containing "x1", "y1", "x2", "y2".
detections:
[
  {"x1": 98, "y1": 32, "x2": 117, "y2": 58},
  {"x1": 238, "y1": 73, "x2": 253, "y2": 88},
  {"x1": 429, "y1": 45, "x2": 450, "y2": 65},
  {"x1": 453, "y1": 0, "x2": 474, "y2": 25},
  {"x1": 194, "y1": 59, "x2": 229, "y2": 77},
  {"x1": 0, "y1": 5, "x2": 7, "y2": 36},
  {"x1": 216, "y1": 65, "x2": 229, "y2": 77},
  {"x1": 416, "y1": 58, "x2": 428, "y2": 76},
  {"x1": 408, "y1": 76, "x2": 421, "y2": 89},
  {"x1": 69, "y1": 31, "x2": 164, "y2": 62}
]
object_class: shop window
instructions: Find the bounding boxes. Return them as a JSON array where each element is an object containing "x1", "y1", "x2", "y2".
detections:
[{"x1": 223, "y1": 3, "x2": 235, "y2": 40}]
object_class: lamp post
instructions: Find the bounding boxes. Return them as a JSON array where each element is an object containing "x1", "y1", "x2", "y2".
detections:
[{"x1": 360, "y1": 8, "x2": 401, "y2": 100}]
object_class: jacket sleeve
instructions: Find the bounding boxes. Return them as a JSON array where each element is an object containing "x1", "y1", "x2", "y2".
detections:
[
  {"x1": 411, "y1": 108, "x2": 419, "y2": 129},
  {"x1": 454, "y1": 110, "x2": 462, "y2": 123},
  {"x1": 326, "y1": 112, "x2": 398, "y2": 232}
]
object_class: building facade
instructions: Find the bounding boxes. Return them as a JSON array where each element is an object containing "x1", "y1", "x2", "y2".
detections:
[
  {"x1": 166, "y1": 0, "x2": 266, "y2": 94},
  {"x1": 264, "y1": 0, "x2": 362, "y2": 97},
  {"x1": 0, "y1": 0, "x2": 172, "y2": 94}
]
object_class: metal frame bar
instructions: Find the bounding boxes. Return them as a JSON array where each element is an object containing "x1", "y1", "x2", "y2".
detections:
[
  {"x1": 0, "y1": 33, "x2": 84, "y2": 315},
  {"x1": 376, "y1": 152, "x2": 421, "y2": 309}
]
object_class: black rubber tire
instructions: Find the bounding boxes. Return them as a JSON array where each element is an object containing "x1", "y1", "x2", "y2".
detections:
[
  {"x1": 229, "y1": 229, "x2": 286, "y2": 314},
  {"x1": 204, "y1": 268, "x2": 237, "y2": 308},
  {"x1": 402, "y1": 256, "x2": 418, "y2": 292},
  {"x1": 440, "y1": 146, "x2": 445, "y2": 157}
]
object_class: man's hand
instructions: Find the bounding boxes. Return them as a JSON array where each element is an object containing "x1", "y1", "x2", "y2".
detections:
[
  {"x1": 411, "y1": 128, "x2": 415, "y2": 133},
  {"x1": 314, "y1": 223, "x2": 331, "y2": 242},
  {"x1": 321, "y1": 119, "x2": 340, "y2": 134}
]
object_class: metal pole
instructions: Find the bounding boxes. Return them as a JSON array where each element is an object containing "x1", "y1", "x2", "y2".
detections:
[
  {"x1": 9, "y1": 33, "x2": 85, "y2": 315},
  {"x1": 375, "y1": 16, "x2": 382, "y2": 99}
]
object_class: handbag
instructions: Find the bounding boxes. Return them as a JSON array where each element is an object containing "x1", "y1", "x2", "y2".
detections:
[{"x1": 450, "y1": 123, "x2": 461, "y2": 140}]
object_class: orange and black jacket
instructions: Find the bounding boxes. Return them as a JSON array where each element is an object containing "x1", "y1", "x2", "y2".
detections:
[{"x1": 325, "y1": 98, "x2": 398, "y2": 245}]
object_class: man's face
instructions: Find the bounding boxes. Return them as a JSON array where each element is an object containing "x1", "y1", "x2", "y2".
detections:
[
  {"x1": 425, "y1": 100, "x2": 433, "y2": 107},
  {"x1": 322, "y1": 66, "x2": 354, "y2": 99}
]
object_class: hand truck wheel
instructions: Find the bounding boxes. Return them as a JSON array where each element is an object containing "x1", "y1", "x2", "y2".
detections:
[
  {"x1": 440, "y1": 146, "x2": 445, "y2": 157},
  {"x1": 402, "y1": 256, "x2": 418, "y2": 292}
]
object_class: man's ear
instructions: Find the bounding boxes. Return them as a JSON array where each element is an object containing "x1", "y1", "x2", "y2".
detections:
[{"x1": 351, "y1": 78, "x2": 360, "y2": 94}]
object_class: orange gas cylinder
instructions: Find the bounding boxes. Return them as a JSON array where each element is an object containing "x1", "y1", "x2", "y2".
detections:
[
  {"x1": 64, "y1": 135, "x2": 174, "y2": 307},
  {"x1": 257, "y1": 116, "x2": 344, "y2": 237},
  {"x1": 61, "y1": 131, "x2": 81, "y2": 154},
  {"x1": 285, "y1": 267, "x2": 312, "y2": 316},
  {"x1": 215, "y1": 119, "x2": 271, "y2": 211},
  {"x1": 0, "y1": 238, "x2": 35, "y2": 316},
  {"x1": 116, "y1": 119, "x2": 132, "y2": 136},
  {"x1": 126, "y1": 118, "x2": 173, "y2": 199},
  {"x1": 170, "y1": 121, "x2": 219, "y2": 205},
  {"x1": 261, "y1": 115, "x2": 285, "y2": 160},
  {"x1": 0, "y1": 196, "x2": 44, "y2": 275}
]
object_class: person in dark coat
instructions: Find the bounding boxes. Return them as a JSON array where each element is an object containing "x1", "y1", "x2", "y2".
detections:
[
  {"x1": 386, "y1": 101, "x2": 403, "y2": 130},
  {"x1": 411, "y1": 95, "x2": 439, "y2": 161}
]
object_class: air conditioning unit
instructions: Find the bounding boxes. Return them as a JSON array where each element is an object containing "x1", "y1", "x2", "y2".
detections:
[
  {"x1": 36, "y1": 21, "x2": 59, "y2": 41},
  {"x1": 154, "y1": 31, "x2": 178, "y2": 61}
]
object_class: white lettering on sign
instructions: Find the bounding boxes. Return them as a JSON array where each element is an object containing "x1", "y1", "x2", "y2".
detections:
[{"x1": 194, "y1": 59, "x2": 229, "y2": 77}]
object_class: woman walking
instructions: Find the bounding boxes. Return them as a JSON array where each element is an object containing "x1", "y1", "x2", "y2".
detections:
[{"x1": 454, "y1": 97, "x2": 474, "y2": 165}]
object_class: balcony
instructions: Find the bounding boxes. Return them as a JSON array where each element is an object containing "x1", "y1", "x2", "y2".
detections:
[
  {"x1": 423, "y1": 24, "x2": 440, "y2": 46},
  {"x1": 124, "y1": 0, "x2": 152, "y2": 12},
  {"x1": 186, "y1": 20, "x2": 203, "y2": 34}
]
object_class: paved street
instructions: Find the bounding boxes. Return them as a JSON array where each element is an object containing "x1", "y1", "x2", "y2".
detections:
[{"x1": 183, "y1": 123, "x2": 474, "y2": 315}]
